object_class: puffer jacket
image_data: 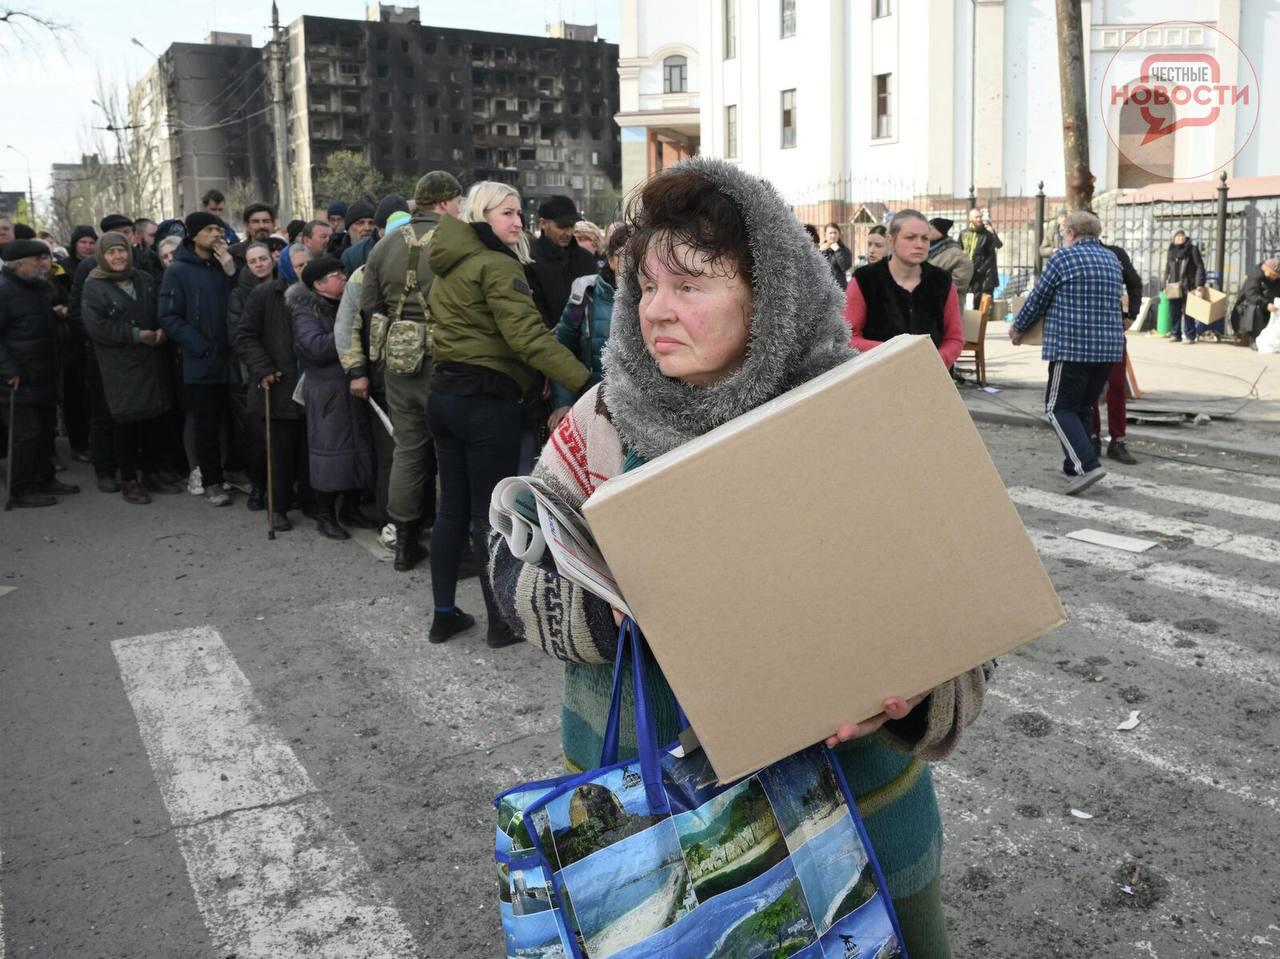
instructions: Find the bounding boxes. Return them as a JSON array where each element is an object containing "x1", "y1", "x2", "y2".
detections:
[
  {"x1": 550, "y1": 271, "x2": 614, "y2": 410},
  {"x1": 80, "y1": 271, "x2": 173, "y2": 422},
  {"x1": 425, "y1": 216, "x2": 588, "y2": 397},
  {"x1": 0, "y1": 267, "x2": 60, "y2": 406},
  {"x1": 158, "y1": 243, "x2": 233, "y2": 384}
]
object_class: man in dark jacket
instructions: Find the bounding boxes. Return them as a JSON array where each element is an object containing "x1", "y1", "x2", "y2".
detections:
[
  {"x1": 360, "y1": 171, "x2": 461, "y2": 570},
  {"x1": 1, "y1": 240, "x2": 79, "y2": 506},
  {"x1": 159, "y1": 211, "x2": 237, "y2": 506},
  {"x1": 227, "y1": 203, "x2": 277, "y2": 275},
  {"x1": 342, "y1": 194, "x2": 408, "y2": 274},
  {"x1": 1163, "y1": 230, "x2": 1207, "y2": 343},
  {"x1": 959, "y1": 208, "x2": 1003, "y2": 300},
  {"x1": 231, "y1": 243, "x2": 311, "y2": 530},
  {"x1": 527, "y1": 195, "x2": 597, "y2": 329},
  {"x1": 1228, "y1": 259, "x2": 1280, "y2": 350},
  {"x1": 925, "y1": 218, "x2": 974, "y2": 294}
]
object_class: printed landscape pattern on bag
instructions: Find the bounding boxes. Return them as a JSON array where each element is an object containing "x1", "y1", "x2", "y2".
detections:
[{"x1": 496, "y1": 744, "x2": 903, "y2": 959}]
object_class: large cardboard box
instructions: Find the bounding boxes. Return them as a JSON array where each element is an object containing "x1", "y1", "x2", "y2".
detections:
[
  {"x1": 1008, "y1": 293, "x2": 1043, "y2": 345},
  {"x1": 1184, "y1": 287, "x2": 1228, "y2": 325},
  {"x1": 583, "y1": 336, "x2": 1066, "y2": 782}
]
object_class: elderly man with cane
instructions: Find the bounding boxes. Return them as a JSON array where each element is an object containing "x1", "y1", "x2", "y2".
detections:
[{"x1": 1010, "y1": 210, "x2": 1125, "y2": 496}]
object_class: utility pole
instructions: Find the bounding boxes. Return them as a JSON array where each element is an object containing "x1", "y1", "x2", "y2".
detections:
[
  {"x1": 5, "y1": 145, "x2": 36, "y2": 229},
  {"x1": 1055, "y1": 0, "x2": 1094, "y2": 211},
  {"x1": 269, "y1": 2, "x2": 293, "y2": 223}
]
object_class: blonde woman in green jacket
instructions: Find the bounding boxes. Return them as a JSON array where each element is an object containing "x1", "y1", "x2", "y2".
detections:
[{"x1": 424, "y1": 181, "x2": 590, "y2": 646}]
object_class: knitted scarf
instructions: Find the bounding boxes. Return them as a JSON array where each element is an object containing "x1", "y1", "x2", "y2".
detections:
[{"x1": 89, "y1": 231, "x2": 133, "y2": 282}]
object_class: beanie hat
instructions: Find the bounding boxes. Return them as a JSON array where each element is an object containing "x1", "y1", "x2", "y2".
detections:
[
  {"x1": 385, "y1": 211, "x2": 413, "y2": 234},
  {"x1": 13, "y1": 224, "x2": 35, "y2": 240},
  {"x1": 70, "y1": 225, "x2": 98, "y2": 247},
  {"x1": 100, "y1": 213, "x2": 133, "y2": 232},
  {"x1": 374, "y1": 194, "x2": 409, "y2": 230},
  {"x1": 155, "y1": 219, "x2": 186, "y2": 242},
  {"x1": 301, "y1": 255, "x2": 343, "y2": 290},
  {"x1": 2, "y1": 239, "x2": 49, "y2": 262},
  {"x1": 929, "y1": 217, "x2": 954, "y2": 237},
  {"x1": 326, "y1": 200, "x2": 348, "y2": 219},
  {"x1": 184, "y1": 211, "x2": 222, "y2": 239},
  {"x1": 345, "y1": 200, "x2": 375, "y2": 228},
  {"x1": 414, "y1": 171, "x2": 463, "y2": 208}
]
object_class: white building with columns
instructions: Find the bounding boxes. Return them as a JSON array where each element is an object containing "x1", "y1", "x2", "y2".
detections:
[{"x1": 681, "y1": 0, "x2": 1278, "y2": 219}]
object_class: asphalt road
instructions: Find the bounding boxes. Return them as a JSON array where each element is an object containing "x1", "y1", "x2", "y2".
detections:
[{"x1": 1, "y1": 422, "x2": 1277, "y2": 958}]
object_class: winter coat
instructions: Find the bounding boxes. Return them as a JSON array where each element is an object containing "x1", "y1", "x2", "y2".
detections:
[
  {"x1": 1164, "y1": 239, "x2": 1206, "y2": 294},
  {"x1": 0, "y1": 267, "x2": 60, "y2": 407},
  {"x1": 232, "y1": 277, "x2": 304, "y2": 421},
  {"x1": 341, "y1": 234, "x2": 376, "y2": 275},
  {"x1": 426, "y1": 216, "x2": 589, "y2": 397},
  {"x1": 227, "y1": 266, "x2": 268, "y2": 387},
  {"x1": 80, "y1": 271, "x2": 174, "y2": 423},
  {"x1": 821, "y1": 242, "x2": 854, "y2": 290},
  {"x1": 959, "y1": 224, "x2": 1003, "y2": 292},
  {"x1": 926, "y1": 237, "x2": 974, "y2": 295},
  {"x1": 158, "y1": 243, "x2": 233, "y2": 385},
  {"x1": 550, "y1": 272, "x2": 614, "y2": 410},
  {"x1": 289, "y1": 284, "x2": 374, "y2": 492},
  {"x1": 360, "y1": 214, "x2": 439, "y2": 326},
  {"x1": 1102, "y1": 243, "x2": 1143, "y2": 321},
  {"x1": 526, "y1": 232, "x2": 598, "y2": 328},
  {"x1": 1229, "y1": 265, "x2": 1280, "y2": 337}
]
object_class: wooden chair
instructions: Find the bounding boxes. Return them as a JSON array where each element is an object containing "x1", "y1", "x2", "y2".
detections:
[{"x1": 955, "y1": 293, "x2": 993, "y2": 386}]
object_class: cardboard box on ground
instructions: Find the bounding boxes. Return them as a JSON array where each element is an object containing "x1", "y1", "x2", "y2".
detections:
[
  {"x1": 583, "y1": 335, "x2": 1066, "y2": 783},
  {"x1": 1184, "y1": 287, "x2": 1228, "y2": 325}
]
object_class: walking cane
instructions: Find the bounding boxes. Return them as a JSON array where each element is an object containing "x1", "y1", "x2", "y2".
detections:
[
  {"x1": 264, "y1": 382, "x2": 276, "y2": 540},
  {"x1": 4, "y1": 384, "x2": 15, "y2": 511}
]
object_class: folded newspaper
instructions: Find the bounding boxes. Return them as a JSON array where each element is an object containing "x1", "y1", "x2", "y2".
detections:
[{"x1": 489, "y1": 476, "x2": 632, "y2": 617}]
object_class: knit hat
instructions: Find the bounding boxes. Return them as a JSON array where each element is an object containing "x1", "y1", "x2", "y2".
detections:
[
  {"x1": 374, "y1": 194, "x2": 409, "y2": 230},
  {"x1": 929, "y1": 217, "x2": 954, "y2": 237},
  {"x1": 155, "y1": 219, "x2": 186, "y2": 241},
  {"x1": 384, "y1": 211, "x2": 412, "y2": 233},
  {"x1": 345, "y1": 200, "x2": 375, "y2": 228},
  {"x1": 2, "y1": 239, "x2": 49, "y2": 261},
  {"x1": 91, "y1": 231, "x2": 133, "y2": 281},
  {"x1": 538, "y1": 195, "x2": 579, "y2": 227},
  {"x1": 184, "y1": 211, "x2": 222, "y2": 239},
  {"x1": 100, "y1": 213, "x2": 133, "y2": 232},
  {"x1": 327, "y1": 199, "x2": 348, "y2": 219},
  {"x1": 301, "y1": 255, "x2": 344, "y2": 290},
  {"x1": 13, "y1": 223, "x2": 35, "y2": 240},
  {"x1": 69, "y1": 225, "x2": 98, "y2": 247},
  {"x1": 414, "y1": 171, "x2": 462, "y2": 208}
]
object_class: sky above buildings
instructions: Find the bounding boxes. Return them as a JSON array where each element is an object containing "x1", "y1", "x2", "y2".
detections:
[{"x1": 0, "y1": 0, "x2": 619, "y2": 212}]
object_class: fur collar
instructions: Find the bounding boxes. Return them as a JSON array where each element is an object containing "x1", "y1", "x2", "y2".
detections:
[{"x1": 601, "y1": 156, "x2": 854, "y2": 461}]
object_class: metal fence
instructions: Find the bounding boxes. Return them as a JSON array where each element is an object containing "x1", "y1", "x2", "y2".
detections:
[{"x1": 792, "y1": 173, "x2": 1280, "y2": 302}]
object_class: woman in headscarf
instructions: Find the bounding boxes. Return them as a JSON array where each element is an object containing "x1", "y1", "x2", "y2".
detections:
[
  {"x1": 488, "y1": 158, "x2": 988, "y2": 958},
  {"x1": 80, "y1": 232, "x2": 177, "y2": 504}
]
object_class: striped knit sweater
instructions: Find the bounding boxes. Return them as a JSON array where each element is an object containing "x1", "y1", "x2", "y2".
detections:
[{"x1": 489, "y1": 384, "x2": 988, "y2": 959}]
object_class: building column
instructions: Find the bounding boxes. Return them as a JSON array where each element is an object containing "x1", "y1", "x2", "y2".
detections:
[
  {"x1": 972, "y1": 0, "x2": 1006, "y2": 192},
  {"x1": 1212, "y1": 0, "x2": 1243, "y2": 177}
]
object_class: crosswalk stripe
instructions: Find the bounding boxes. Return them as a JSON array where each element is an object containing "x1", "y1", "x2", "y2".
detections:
[
  {"x1": 1108, "y1": 474, "x2": 1280, "y2": 524},
  {"x1": 112, "y1": 627, "x2": 418, "y2": 958},
  {"x1": 1071, "y1": 602, "x2": 1280, "y2": 690},
  {"x1": 1153, "y1": 460, "x2": 1280, "y2": 493},
  {"x1": 1, "y1": 844, "x2": 5, "y2": 959},
  {"x1": 0, "y1": 586, "x2": 14, "y2": 599},
  {"x1": 1030, "y1": 530, "x2": 1280, "y2": 619},
  {"x1": 1011, "y1": 486, "x2": 1280, "y2": 565},
  {"x1": 989, "y1": 667, "x2": 1279, "y2": 813}
]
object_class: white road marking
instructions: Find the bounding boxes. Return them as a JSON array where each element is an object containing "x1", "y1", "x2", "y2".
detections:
[
  {"x1": 1, "y1": 844, "x2": 5, "y2": 959},
  {"x1": 1153, "y1": 460, "x2": 1280, "y2": 493},
  {"x1": 0, "y1": 586, "x2": 14, "y2": 598},
  {"x1": 990, "y1": 666, "x2": 1280, "y2": 813},
  {"x1": 1070, "y1": 602, "x2": 1280, "y2": 690},
  {"x1": 1012, "y1": 486, "x2": 1280, "y2": 565},
  {"x1": 1030, "y1": 531, "x2": 1280, "y2": 619},
  {"x1": 112, "y1": 627, "x2": 417, "y2": 958},
  {"x1": 1107, "y1": 474, "x2": 1280, "y2": 524}
]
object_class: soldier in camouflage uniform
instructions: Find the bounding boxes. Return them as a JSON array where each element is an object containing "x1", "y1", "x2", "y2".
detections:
[{"x1": 359, "y1": 171, "x2": 463, "y2": 570}]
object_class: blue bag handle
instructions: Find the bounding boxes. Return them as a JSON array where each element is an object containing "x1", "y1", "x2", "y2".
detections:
[{"x1": 597, "y1": 618, "x2": 672, "y2": 816}]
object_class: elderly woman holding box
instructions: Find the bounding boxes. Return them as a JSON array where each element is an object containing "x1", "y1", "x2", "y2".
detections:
[{"x1": 488, "y1": 157, "x2": 988, "y2": 958}]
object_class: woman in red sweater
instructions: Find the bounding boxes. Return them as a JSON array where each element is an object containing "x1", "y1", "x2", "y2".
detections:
[{"x1": 845, "y1": 209, "x2": 963, "y2": 368}]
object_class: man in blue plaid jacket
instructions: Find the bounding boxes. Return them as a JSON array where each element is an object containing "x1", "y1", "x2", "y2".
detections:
[{"x1": 1010, "y1": 210, "x2": 1125, "y2": 496}]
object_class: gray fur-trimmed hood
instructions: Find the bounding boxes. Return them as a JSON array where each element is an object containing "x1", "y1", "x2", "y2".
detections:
[{"x1": 602, "y1": 156, "x2": 854, "y2": 461}]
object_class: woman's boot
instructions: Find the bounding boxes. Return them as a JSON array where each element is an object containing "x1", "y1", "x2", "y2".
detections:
[
  {"x1": 394, "y1": 521, "x2": 427, "y2": 571},
  {"x1": 314, "y1": 492, "x2": 350, "y2": 540}
]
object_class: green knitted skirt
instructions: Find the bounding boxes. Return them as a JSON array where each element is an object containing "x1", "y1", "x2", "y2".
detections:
[{"x1": 561, "y1": 660, "x2": 953, "y2": 959}]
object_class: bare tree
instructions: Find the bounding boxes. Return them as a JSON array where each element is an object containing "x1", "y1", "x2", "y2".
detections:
[{"x1": 0, "y1": 7, "x2": 69, "y2": 52}]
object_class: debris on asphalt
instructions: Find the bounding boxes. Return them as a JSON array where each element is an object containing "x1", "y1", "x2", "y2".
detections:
[
  {"x1": 1066, "y1": 528, "x2": 1159, "y2": 553},
  {"x1": 1117, "y1": 710, "x2": 1142, "y2": 731},
  {"x1": 1070, "y1": 808, "x2": 1094, "y2": 820}
]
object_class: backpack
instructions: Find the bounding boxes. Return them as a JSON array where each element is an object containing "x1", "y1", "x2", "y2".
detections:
[{"x1": 369, "y1": 224, "x2": 435, "y2": 376}]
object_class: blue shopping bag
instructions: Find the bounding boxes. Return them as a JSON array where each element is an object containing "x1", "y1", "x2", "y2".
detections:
[{"x1": 494, "y1": 619, "x2": 907, "y2": 959}]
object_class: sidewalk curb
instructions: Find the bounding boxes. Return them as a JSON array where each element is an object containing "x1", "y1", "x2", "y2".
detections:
[{"x1": 966, "y1": 405, "x2": 1280, "y2": 465}]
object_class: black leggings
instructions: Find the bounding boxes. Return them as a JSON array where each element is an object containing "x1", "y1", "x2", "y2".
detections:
[
  {"x1": 113, "y1": 415, "x2": 167, "y2": 482},
  {"x1": 427, "y1": 390, "x2": 521, "y2": 612},
  {"x1": 182, "y1": 382, "x2": 228, "y2": 486}
]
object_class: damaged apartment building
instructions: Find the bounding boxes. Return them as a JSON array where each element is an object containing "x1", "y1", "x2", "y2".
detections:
[
  {"x1": 129, "y1": 5, "x2": 622, "y2": 224},
  {"x1": 287, "y1": 6, "x2": 622, "y2": 222}
]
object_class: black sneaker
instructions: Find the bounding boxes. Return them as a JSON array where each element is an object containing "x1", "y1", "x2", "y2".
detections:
[
  {"x1": 486, "y1": 620, "x2": 521, "y2": 649},
  {"x1": 272, "y1": 511, "x2": 292, "y2": 532},
  {"x1": 247, "y1": 486, "x2": 266, "y2": 511},
  {"x1": 1107, "y1": 440, "x2": 1138, "y2": 465},
  {"x1": 9, "y1": 490, "x2": 57, "y2": 508},
  {"x1": 97, "y1": 474, "x2": 122, "y2": 493},
  {"x1": 429, "y1": 608, "x2": 476, "y2": 644}
]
